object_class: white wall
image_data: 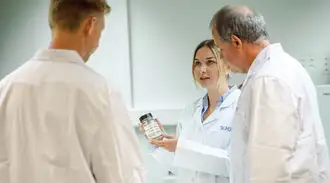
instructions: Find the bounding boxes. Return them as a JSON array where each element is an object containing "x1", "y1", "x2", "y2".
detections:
[
  {"x1": 0, "y1": 0, "x2": 133, "y2": 106},
  {"x1": 87, "y1": 0, "x2": 132, "y2": 106},
  {"x1": 317, "y1": 85, "x2": 330, "y2": 152},
  {"x1": 1, "y1": 0, "x2": 329, "y2": 124},
  {"x1": 128, "y1": 0, "x2": 330, "y2": 112},
  {"x1": 0, "y1": 1, "x2": 330, "y2": 182},
  {"x1": 0, "y1": 1, "x2": 50, "y2": 78}
]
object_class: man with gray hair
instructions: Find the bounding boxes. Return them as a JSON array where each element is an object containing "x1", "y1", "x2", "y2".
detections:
[{"x1": 210, "y1": 5, "x2": 330, "y2": 183}]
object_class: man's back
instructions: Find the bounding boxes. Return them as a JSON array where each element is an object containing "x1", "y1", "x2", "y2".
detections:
[{"x1": 0, "y1": 49, "x2": 145, "y2": 183}]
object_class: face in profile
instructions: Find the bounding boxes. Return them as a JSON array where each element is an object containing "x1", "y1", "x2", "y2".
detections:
[
  {"x1": 212, "y1": 25, "x2": 246, "y2": 73},
  {"x1": 81, "y1": 14, "x2": 105, "y2": 61},
  {"x1": 193, "y1": 46, "x2": 220, "y2": 89}
]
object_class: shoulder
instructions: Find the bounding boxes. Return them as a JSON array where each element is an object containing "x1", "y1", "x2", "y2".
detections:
[
  {"x1": 78, "y1": 66, "x2": 122, "y2": 96},
  {"x1": 177, "y1": 95, "x2": 203, "y2": 124},
  {"x1": 85, "y1": 67, "x2": 123, "y2": 95},
  {"x1": 0, "y1": 62, "x2": 31, "y2": 89},
  {"x1": 250, "y1": 76, "x2": 299, "y2": 104},
  {"x1": 255, "y1": 51, "x2": 306, "y2": 95},
  {"x1": 81, "y1": 65, "x2": 109, "y2": 86},
  {"x1": 184, "y1": 95, "x2": 204, "y2": 112},
  {"x1": 72, "y1": 65, "x2": 125, "y2": 104},
  {"x1": 251, "y1": 76, "x2": 293, "y2": 92}
]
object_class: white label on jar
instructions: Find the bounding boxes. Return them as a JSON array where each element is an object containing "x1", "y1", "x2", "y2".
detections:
[{"x1": 144, "y1": 120, "x2": 162, "y2": 139}]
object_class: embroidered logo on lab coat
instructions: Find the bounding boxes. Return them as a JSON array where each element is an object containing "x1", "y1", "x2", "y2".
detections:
[{"x1": 220, "y1": 126, "x2": 232, "y2": 132}]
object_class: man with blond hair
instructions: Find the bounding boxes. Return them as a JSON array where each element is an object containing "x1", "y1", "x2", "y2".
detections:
[{"x1": 0, "y1": 0, "x2": 145, "y2": 183}]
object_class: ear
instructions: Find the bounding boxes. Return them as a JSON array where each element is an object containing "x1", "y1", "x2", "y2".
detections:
[
  {"x1": 231, "y1": 35, "x2": 243, "y2": 49},
  {"x1": 82, "y1": 16, "x2": 97, "y2": 36},
  {"x1": 212, "y1": 24, "x2": 217, "y2": 34}
]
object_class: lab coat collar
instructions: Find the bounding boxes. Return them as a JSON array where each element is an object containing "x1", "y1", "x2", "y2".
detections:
[
  {"x1": 242, "y1": 43, "x2": 283, "y2": 87},
  {"x1": 199, "y1": 86, "x2": 240, "y2": 125},
  {"x1": 219, "y1": 85, "x2": 238, "y2": 109},
  {"x1": 201, "y1": 85, "x2": 236, "y2": 109},
  {"x1": 31, "y1": 49, "x2": 85, "y2": 64},
  {"x1": 198, "y1": 85, "x2": 238, "y2": 109}
]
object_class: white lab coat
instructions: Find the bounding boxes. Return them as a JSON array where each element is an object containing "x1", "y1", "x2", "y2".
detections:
[
  {"x1": 152, "y1": 87, "x2": 241, "y2": 183},
  {"x1": 0, "y1": 49, "x2": 146, "y2": 183},
  {"x1": 231, "y1": 43, "x2": 330, "y2": 183}
]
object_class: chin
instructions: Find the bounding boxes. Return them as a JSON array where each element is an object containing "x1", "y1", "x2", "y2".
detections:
[{"x1": 199, "y1": 82, "x2": 214, "y2": 89}]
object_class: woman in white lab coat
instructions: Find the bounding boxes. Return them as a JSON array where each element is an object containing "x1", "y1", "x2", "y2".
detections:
[{"x1": 145, "y1": 39, "x2": 241, "y2": 183}]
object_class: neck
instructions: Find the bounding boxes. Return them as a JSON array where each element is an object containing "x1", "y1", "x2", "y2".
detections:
[
  {"x1": 243, "y1": 40, "x2": 270, "y2": 72},
  {"x1": 49, "y1": 30, "x2": 87, "y2": 62},
  {"x1": 207, "y1": 85, "x2": 229, "y2": 108}
]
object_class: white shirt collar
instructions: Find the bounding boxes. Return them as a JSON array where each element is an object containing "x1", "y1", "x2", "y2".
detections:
[
  {"x1": 31, "y1": 49, "x2": 85, "y2": 64},
  {"x1": 197, "y1": 85, "x2": 240, "y2": 109}
]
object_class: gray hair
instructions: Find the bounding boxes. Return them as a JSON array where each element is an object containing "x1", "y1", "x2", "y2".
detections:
[{"x1": 210, "y1": 5, "x2": 269, "y2": 43}]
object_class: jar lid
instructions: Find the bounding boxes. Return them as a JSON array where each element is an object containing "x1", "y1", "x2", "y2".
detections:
[{"x1": 139, "y1": 113, "x2": 153, "y2": 122}]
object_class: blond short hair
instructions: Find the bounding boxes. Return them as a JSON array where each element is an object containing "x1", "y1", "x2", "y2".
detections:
[{"x1": 49, "y1": 0, "x2": 111, "y2": 31}]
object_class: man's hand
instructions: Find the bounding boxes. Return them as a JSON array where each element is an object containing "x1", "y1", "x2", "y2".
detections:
[{"x1": 150, "y1": 134, "x2": 178, "y2": 152}]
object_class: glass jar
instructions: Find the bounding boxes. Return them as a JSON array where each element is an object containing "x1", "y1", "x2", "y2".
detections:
[{"x1": 139, "y1": 113, "x2": 163, "y2": 140}]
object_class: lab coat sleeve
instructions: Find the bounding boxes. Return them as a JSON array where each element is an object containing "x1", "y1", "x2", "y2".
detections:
[
  {"x1": 90, "y1": 120, "x2": 125, "y2": 183},
  {"x1": 246, "y1": 76, "x2": 300, "y2": 182},
  {"x1": 109, "y1": 90, "x2": 147, "y2": 183},
  {"x1": 150, "y1": 110, "x2": 185, "y2": 172},
  {"x1": 91, "y1": 88, "x2": 146, "y2": 183},
  {"x1": 172, "y1": 136, "x2": 230, "y2": 177}
]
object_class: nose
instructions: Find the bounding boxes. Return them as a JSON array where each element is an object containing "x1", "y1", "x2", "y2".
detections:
[{"x1": 199, "y1": 65, "x2": 207, "y2": 74}]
